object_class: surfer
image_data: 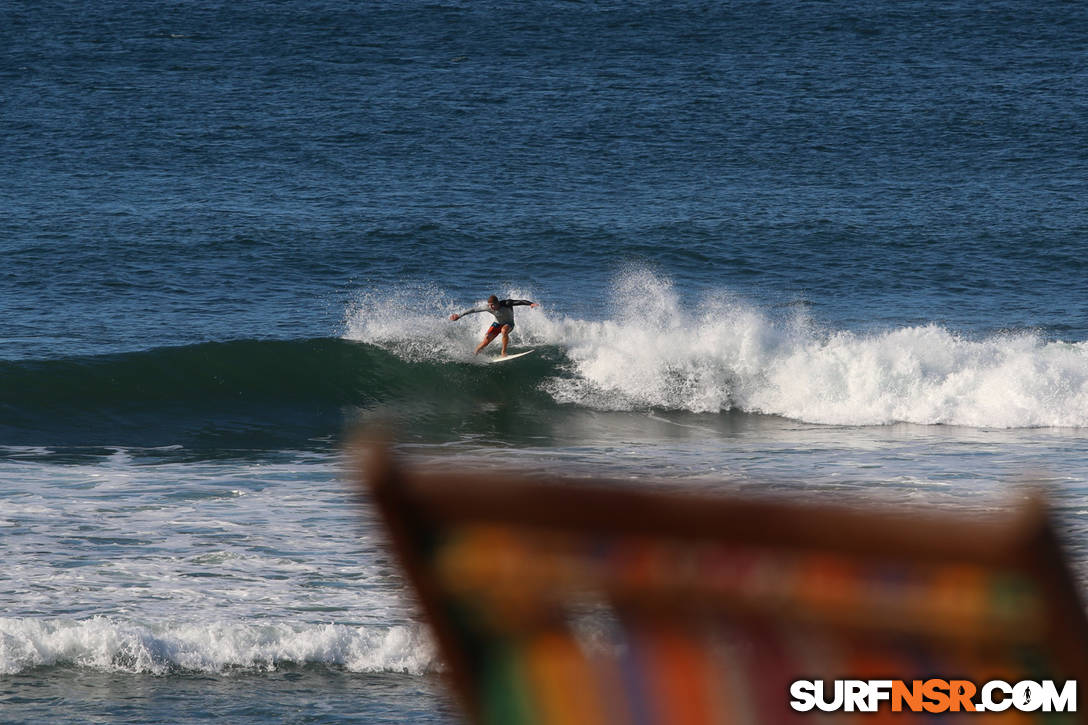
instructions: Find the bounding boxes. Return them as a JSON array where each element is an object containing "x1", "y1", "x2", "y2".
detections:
[{"x1": 450, "y1": 295, "x2": 539, "y2": 356}]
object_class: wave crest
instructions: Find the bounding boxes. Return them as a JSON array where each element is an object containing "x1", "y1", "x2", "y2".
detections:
[
  {"x1": 347, "y1": 271, "x2": 1088, "y2": 428},
  {"x1": 0, "y1": 617, "x2": 435, "y2": 675},
  {"x1": 1, "y1": 272, "x2": 1084, "y2": 444}
]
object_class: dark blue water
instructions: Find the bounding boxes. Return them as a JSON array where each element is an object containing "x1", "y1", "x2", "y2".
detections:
[
  {"x1": 3, "y1": 1, "x2": 1087, "y2": 722},
  {"x1": 5, "y1": 0, "x2": 1087, "y2": 362}
]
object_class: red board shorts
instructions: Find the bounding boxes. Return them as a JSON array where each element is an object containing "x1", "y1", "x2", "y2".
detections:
[{"x1": 485, "y1": 321, "x2": 512, "y2": 340}]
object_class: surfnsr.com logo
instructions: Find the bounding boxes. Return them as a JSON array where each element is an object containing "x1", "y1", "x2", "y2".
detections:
[{"x1": 790, "y1": 679, "x2": 1077, "y2": 713}]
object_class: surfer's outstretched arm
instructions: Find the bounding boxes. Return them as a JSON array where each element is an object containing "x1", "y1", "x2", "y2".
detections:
[{"x1": 449, "y1": 306, "x2": 487, "y2": 322}]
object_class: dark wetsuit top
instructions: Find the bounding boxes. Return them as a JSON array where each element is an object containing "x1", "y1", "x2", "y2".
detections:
[{"x1": 459, "y1": 299, "x2": 533, "y2": 328}]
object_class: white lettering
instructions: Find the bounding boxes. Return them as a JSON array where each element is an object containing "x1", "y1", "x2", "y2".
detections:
[
  {"x1": 1041, "y1": 680, "x2": 1077, "y2": 713},
  {"x1": 816, "y1": 680, "x2": 844, "y2": 712},
  {"x1": 982, "y1": 680, "x2": 1012, "y2": 712},
  {"x1": 1014, "y1": 681, "x2": 1043, "y2": 712},
  {"x1": 789, "y1": 681, "x2": 817, "y2": 712},
  {"x1": 868, "y1": 680, "x2": 893, "y2": 711},
  {"x1": 845, "y1": 680, "x2": 868, "y2": 712}
]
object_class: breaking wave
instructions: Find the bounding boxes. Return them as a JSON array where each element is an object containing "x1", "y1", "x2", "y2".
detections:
[
  {"x1": 2, "y1": 270, "x2": 1085, "y2": 451},
  {"x1": 0, "y1": 617, "x2": 434, "y2": 676},
  {"x1": 347, "y1": 271, "x2": 1088, "y2": 428}
]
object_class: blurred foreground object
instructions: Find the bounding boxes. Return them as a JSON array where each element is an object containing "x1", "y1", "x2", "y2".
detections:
[{"x1": 359, "y1": 444, "x2": 1088, "y2": 724}]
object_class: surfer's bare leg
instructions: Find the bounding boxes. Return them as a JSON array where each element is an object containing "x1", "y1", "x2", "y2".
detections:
[
  {"x1": 475, "y1": 326, "x2": 500, "y2": 355},
  {"x1": 500, "y1": 324, "x2": 512, "y2": 355}
]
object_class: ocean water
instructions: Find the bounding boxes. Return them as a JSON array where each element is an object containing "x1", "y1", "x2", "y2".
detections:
[{"x1": 3, "y1": 0, "x2": 1088, "y2": 722}]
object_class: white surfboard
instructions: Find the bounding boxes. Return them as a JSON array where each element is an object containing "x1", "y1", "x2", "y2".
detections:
[{"x1": 487, "y1": 350, "x2": 534, "y2": 364}]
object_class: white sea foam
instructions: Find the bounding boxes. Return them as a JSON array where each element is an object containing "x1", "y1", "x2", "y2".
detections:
[
  {"x1": 343, "y1": 282, "x2": 472, "y2": 362},
  {"x1": 345, "y1": 270, "x2": 1088, "y2": 428},
  {"x1": 0, "y1": 617, "x2": 435, "y2": 675}
]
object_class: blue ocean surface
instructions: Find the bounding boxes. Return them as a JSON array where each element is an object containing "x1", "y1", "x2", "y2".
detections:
[{"x1": 2, "y1": 0, "x2": 1087, "y2": 722}]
